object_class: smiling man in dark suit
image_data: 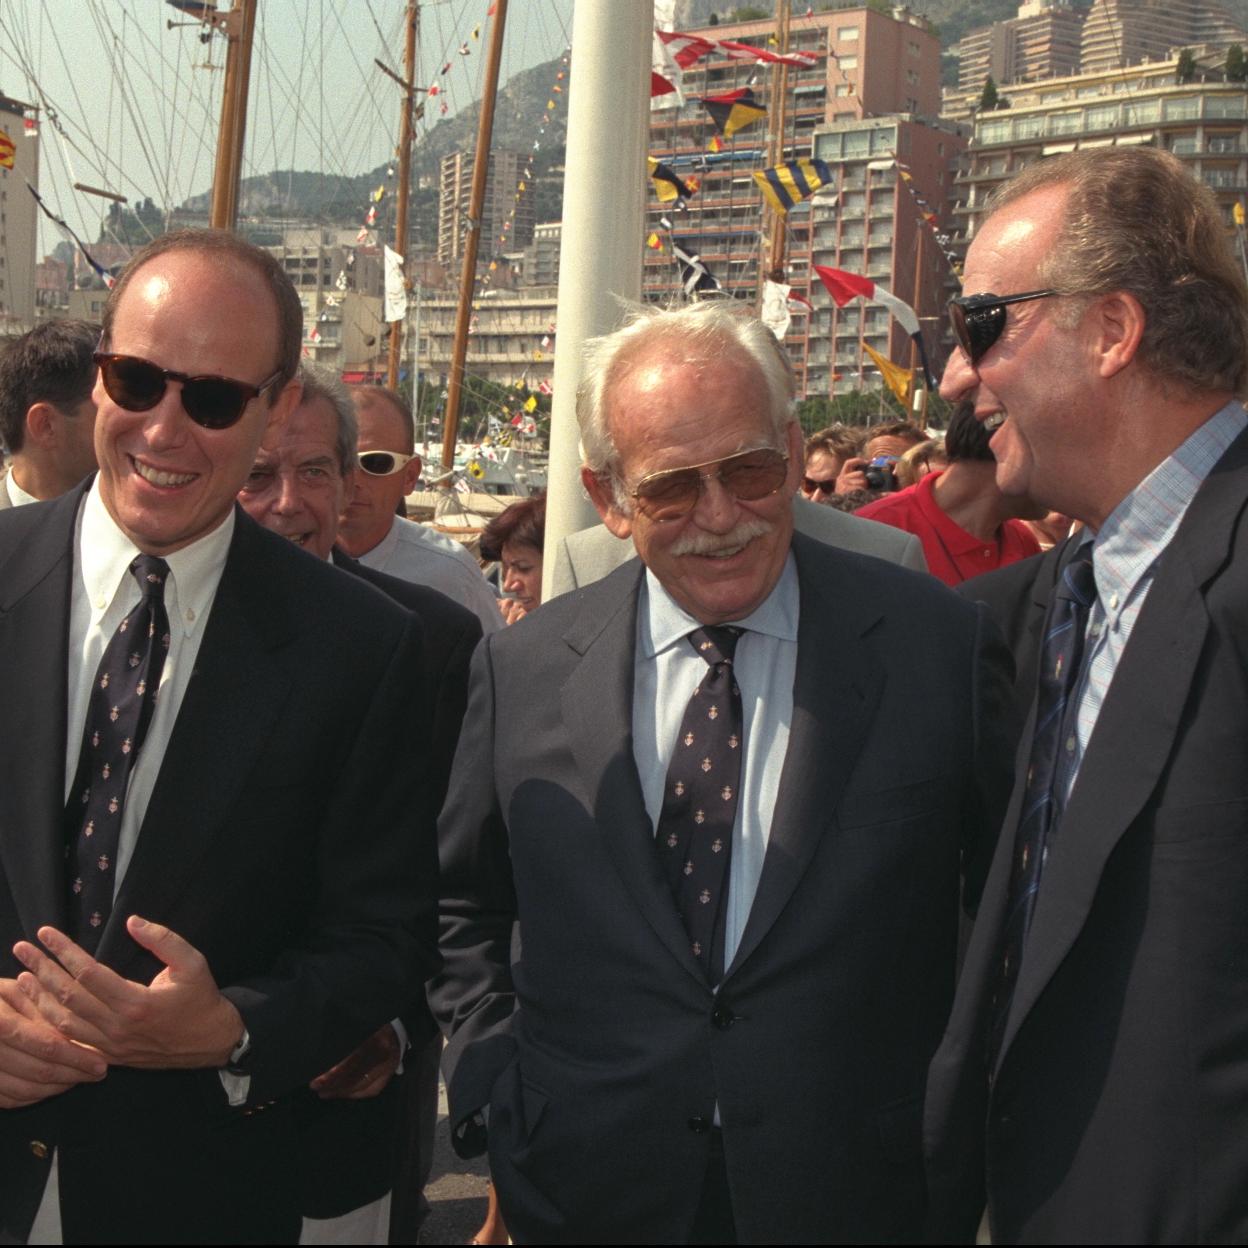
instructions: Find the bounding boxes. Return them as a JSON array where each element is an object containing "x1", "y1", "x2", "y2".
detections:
[
  {"x1": 431, "y1": 301, "x2": 1013, "y2": 1244},
  {"x1": 0, "y1": 231, "x2": 437, "y2": 1244},
  {"x1": 929, "y1": 147, "x2": 1248, "y2": 1243}
]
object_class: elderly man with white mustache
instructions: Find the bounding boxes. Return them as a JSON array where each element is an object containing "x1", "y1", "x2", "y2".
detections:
[{"x1": 429, "y1": 301, "x2": 1014, "y2": 1244}]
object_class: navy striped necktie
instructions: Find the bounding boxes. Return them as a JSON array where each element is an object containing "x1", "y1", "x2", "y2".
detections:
[{"x1": 987, "y1": 544, "x2": 1097, "y2": 1069}]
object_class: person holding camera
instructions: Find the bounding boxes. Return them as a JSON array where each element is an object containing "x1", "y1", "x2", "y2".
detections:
[{"x1": 854, "y1": 402, "x2": 1042, "y2": 586}]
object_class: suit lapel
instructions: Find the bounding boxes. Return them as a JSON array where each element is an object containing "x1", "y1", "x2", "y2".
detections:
[
  {"x1": 0, "y1": 488, "x2": 86, "y2": 936},
  {"x1": 728, "y1": 534, "x2": 884, "y2": 977},
  {"x1": 101, "y1": 514, "x2": 295, "y2": 965},
  {"x1": 559, "y1": 562, "x2": 707, "y2": 985},
  {"x1": 999, "y1": 435, "x2": 1248, "y2": 1065}
]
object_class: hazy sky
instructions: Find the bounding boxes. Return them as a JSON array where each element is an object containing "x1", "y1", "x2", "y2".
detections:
[{"x1": 0, "y1": 0, "x2": 575, "y2": 255}]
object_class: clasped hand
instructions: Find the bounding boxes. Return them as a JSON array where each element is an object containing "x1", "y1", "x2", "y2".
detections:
[{"x1": 1, "y1": 915, "x2": 243, "y2": 1109}]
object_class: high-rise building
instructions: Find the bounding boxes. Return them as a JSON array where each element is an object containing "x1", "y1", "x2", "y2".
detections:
[
  {"x1": 958, "y1": 1, "x2": 1085, "y2": 93},
  {"x1": 437, "y1": 149, "x2": 535, "y2": 267},
  {"x1": 644, "y1": 5, "x2": 956, "y2": 399},
  {"x1": 1081, "y1": 0, "x2": 1248, "y2": 74},
  {"x1": 0, "y1": 93, "x2": 39, "y2": 332},
  {"x1": 950, "y1": 51, "x2": 1248, "y2": 249}
]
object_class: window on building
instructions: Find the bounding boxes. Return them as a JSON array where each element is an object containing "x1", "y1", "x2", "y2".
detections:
[
  {"x1": 836, "y1": 83, "x2": 853, "y2": 97},
  {"x1": 1014, "y1": 115, "x2": 1043, "y2": 140},
  {"x1": 840, "y1": 55, "x2": 858, "y2": 71},
  {"x1": 908, "y1": 40, "x2": 921, "y2": 56},
  {"x1": 1047, "y1": 111, "x2": 1083, "y2": 136},
  {"x1": 1206, "y1": 132, "x2": 1243, "y2": 155},
  {"x1": 871, "y1": 127, "x2": 897, "y2": 153},
  {"x1": 1206, "y1": 94, "x2": 1247, "y2": 119},
  {"x1": 1202, "y1": 165, "x2": 1241, "y2": 188},
  {"x1": 1084, "y1": 104, "x2": 1119, "y2": 130},
  {"x1": 1163, "y1": 97, "x2": 1200, "y2": 122},
  {"x1": 979, "y1": 119, "x2": 1011, "y2": 144},
  {"x1": 1167, "y1": 132, "x2": 1199, "y2": 156},
  {"x1": 837, "y1": 25, "x2": 858, "y2": 41}
]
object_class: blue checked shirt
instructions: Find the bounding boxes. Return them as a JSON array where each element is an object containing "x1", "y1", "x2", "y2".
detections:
[{"x1": 1063, "y1": 400, "x2": 1248, "y2": 800}]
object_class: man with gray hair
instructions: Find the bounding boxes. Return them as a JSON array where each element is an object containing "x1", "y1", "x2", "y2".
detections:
[
  {"x1": 431, "y1": 301, "x2": 1013, "y2": 1243},
  {"x1": 928, "y1": 146, "x2": 1248, "y2": 1244},
  {"x1": 238, "y1": 364, "x2": 481, "y2": 1244}
]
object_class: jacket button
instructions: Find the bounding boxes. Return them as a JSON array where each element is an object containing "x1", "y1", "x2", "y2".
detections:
[
  {"x1": 711, "y1": 1002, "x2": 734, "y2": 1030},
  {"x1": 687, "y1": 1116, "x2": 711, "y2": 1134},
  {"x1": 29, "y1": 1140, "x2": 49, "y2": 1159}
]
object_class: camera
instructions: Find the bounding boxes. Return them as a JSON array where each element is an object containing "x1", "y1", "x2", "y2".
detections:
[{"x1": 862, "y1": 455, "x2": 898, "y2": 492}]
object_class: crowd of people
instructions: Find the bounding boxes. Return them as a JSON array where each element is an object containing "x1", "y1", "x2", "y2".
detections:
[{"x1": 0, "y1": 143, "x2": 1246, "y2": 1245}]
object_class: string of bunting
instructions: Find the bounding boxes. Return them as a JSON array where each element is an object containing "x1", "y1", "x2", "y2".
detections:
[{"x1": 893, "y1": 157, "x2": 963, "y2": 279}]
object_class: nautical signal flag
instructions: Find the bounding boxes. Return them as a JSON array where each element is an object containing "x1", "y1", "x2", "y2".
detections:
[
  {"x1": 671, "y1": 242, "x2": 720, "y2": 297},
  {"x1": 702, "y1": 88, "x2": 767, "y2": 139},
  {"x1": 753, "y1": 157, "x2": 832, "y2": 215},
  {"x1": 812, "y1": 266, "x2": 921, "y2": 338},
  {"x1": 0, "y1": 130, "x2": 14, "y2": 170},
  {"x1": 524, "y1": 395, "x2": 538, "y2": 413},
  {"x1": 864, "y1": 343, "x2": 912, "y2": 406},
  {"x1": 646, "y1": 232, "x2": 663, "y2": 250},
  {"x1": 717, "y1": 40, "x2": 820, "y2": 68},
  {"x1": 649, "y1": 158, "x2": 694, "y2": 203},
  {"x1": 707, "y1": 134, "x2": 724, "y2": 153}
]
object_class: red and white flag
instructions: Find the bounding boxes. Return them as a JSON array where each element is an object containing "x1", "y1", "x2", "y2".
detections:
[
  {"x1": 812, "y1": 266, "x2": 920, "y2": 337},
  {"x1": 652, "y1": 30, "x2": 715, "y2": 103},
  {"x1": 717, "y1": 40, "x2": 819, "y2": 68}
]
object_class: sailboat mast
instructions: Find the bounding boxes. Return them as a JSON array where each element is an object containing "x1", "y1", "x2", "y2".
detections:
[
  {"x1": 387, "y1": 2, "x2": 420, "y2": 389},
  {"x1": 209, "y1": 0, "x2": 257, "y2": 231},
  {"x1": 763, "y1": 0, "x2": 792, "y2": 281},
  {"x1": 440, "y1": 0, "x2": 509, "y2": 471}
]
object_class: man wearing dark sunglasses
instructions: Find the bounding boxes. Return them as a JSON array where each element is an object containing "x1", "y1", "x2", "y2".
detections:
[
  {"x1": 928, "y1": 148, "x2": 1248, "y2": 1245},
  {"x1": 0, "y1": 231, "x2": 437, "y2": 1243},
  {"x1": 431, "y1": 301, "x2": 1013, "y2": 1244}
]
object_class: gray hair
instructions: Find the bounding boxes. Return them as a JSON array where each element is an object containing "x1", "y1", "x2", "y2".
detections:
[
  {"x1": 298, "y1": 363, "x2": 357, "y2": 475},
  {"x1": 576, "y1": 302, "x2": 796, "y2": 488}
]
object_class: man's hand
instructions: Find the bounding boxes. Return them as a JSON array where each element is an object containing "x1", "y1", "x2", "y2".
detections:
[
  {"x1": 835, "y1": 456, "x2": 870, "y2": 494},
  {"x1": 309, "y1": 1023, "x2": 401, "y2": 1100},
  {"x1": 13, "y1": 916, "x2": 244, "y2": 1070},
  {"x1": 0, "y1": 978, "x2": 107, "y2": 1109}
]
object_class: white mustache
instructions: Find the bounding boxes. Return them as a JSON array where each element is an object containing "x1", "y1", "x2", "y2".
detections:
[{"x1": 668, "y1": 516, "x2": 774, "y2": 557}]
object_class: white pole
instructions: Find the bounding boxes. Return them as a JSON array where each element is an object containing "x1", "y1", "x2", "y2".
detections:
[{"x1": 541, "y1": 0, "x2": 652, "y2": 602}]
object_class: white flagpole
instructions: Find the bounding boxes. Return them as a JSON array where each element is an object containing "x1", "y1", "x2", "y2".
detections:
[{"x1": 541, "y1": 0, "x2": 653, "y2": 602}]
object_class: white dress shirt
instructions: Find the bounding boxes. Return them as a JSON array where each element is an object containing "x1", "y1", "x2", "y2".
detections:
[
  {"x1": 31, "y1": 483, "x2": 235, "y2": 1246},
  {"x1": 357, "y1": 514, "x2": 502, "y2": 635},
  {"x1": 632, "y1": 554, "x2": 799, "y2": 975}
]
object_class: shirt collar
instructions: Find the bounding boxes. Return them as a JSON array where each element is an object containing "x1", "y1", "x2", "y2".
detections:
[
  {"x1": 640, "y1": 550, "x2": 800, "y2": 660},
  {"x1": 78, "y1": 479, "x2": 235, "y2": 640},
  {"x1": 1091, "y1": 399, "x2": 1248, "y2": 610},
  {"x1": 5, "y1": 468, "x2": 38, "y2": 507}
]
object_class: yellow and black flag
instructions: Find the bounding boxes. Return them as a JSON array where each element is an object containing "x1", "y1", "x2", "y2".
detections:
[
  {"x1": 648, "y1": 157, "x2": 694, "y2": 204},
  {"x1": 753, "y1": 157, "x2": 833, "y2": 214},
  {"x1": 702, "y1": 88, "x2": 767, "y2": 140}
]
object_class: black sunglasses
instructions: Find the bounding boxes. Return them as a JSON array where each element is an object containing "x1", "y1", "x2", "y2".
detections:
[
  {"x1": 802, "y1": 476, "x2": 837, "y2": 494},
  {"x1": 947, "y1": 289, "x2": 1058, "y2": 366},
  {"x1": 94, "y1": 352, "x2": 283, "y2": 430},
  {"x1": 628, "y1": 447, "x2": 790, "y2": 522}
]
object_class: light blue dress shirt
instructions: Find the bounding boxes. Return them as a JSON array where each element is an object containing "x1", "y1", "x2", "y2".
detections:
[{"x1": 632, "y1": 554, "x2": 799, "y2": 977}]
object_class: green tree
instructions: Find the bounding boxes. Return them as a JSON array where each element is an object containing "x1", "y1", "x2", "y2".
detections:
[
  {"x1": 980, "y1": 75, "x2": 1000, "y2": 112},
  {"x1": 1176, "y1": 48, "x2": 1197, "y2": 84},
  {"x1": 731, "y1": 6, "x2": 771, "y2": 20},
  {"x1": 1227, "y1": 43, "x2": 1247, "y2": 83}
]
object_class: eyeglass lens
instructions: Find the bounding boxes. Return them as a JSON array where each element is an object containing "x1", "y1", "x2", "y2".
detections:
[
  {"x1": 635, "y1": 449, "x2": 788, "y2": 521},
  {"x1": 358, "y1": 451, "x2": 403, "y2": 475},
  {"x1": 96, "y1": 355, "x2": 260, "y2": 430}
]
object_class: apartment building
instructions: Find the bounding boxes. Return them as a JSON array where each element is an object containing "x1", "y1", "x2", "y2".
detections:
[
  {"x1": 958, "y1": 1, "x2": 1085, "y2": 93},
  {"x1": 437, "y1": 149, "x2": 535, "y2": 267},
  {"x1": 0, "y1": 93, "x2": 39, "y2": 332},
  {"x1": 645, "y1": 5, "x2": 949, "y2": 398},
  {"x1": 1081, "y1": 0, "x2": 1247, "y2": 74},
  {"x1": 950, "y1": 54, "x2": 1248, "y2": 247}
]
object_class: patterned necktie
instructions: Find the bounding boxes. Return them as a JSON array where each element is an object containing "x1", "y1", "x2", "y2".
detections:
[
  {"x1": 656, "y1": 625, "x2": 744, "y2": 982},
  {"x1": 987, "y1": 544, "x2": 1097, "y2": 1068},
  {"x1": 65, "y1": 554, "x2": 171, "y2": 953}
]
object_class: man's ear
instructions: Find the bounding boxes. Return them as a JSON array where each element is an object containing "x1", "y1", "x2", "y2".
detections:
[
  {"x1": 403, "y1": 454, "x2": 423, "y2": 493},
  {"x1": 23, "y1": 402, "x2": 60, "y2": 450},
  {"x1": 582, "y1": 465, "x2": 633, "y2": 539},
  {"x1": 1093, "y1": 291, "x2": 1145, "y2": 380},
  {"x1": 268, "y1": 378, "x2": 302, "y2": 430},
  {"x1": 783, "y1": 420, "x2": 804, "y2": 493}
]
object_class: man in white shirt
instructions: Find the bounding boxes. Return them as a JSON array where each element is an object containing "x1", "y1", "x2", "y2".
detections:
[
  {"x1": 0, "y1": 320, "x2": 99, "y2": 509},
  {"x1": 431, "y1": 301, "x2": 1012, "y2": 1243},
  {"x1": 0, "y1": 231, "x2": 437, "y2": 1243},
  {"x1": 337, "y1": 385, "x2": 502, "y2": 634}
]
